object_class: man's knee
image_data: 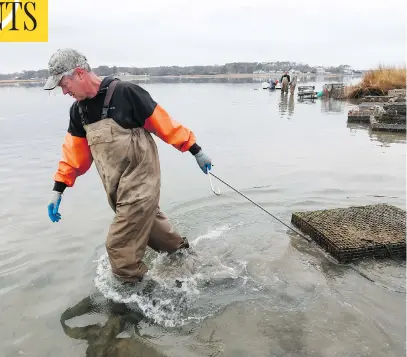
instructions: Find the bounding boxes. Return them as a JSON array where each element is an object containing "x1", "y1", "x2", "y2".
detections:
[{"x1": 105, "y1": 206, "x2": 154, "y2": 282}]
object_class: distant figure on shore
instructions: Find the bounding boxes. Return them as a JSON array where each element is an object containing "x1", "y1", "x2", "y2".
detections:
[
  {"x1": 280, "y1": 72, "x2": 290, "y2": 93},
  {"x1": 289, "y1": 74, "x2": 298, "y2": 94}
]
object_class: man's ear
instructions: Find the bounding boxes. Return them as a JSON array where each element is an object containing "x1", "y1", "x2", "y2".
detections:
[{"x1": 76, "y1": 67, "x2": 85, "y2": 80}]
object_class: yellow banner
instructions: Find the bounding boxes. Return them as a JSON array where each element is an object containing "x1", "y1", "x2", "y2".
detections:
[{"x1": 0, "y1": 0, "x2": 48, "y2": 42}]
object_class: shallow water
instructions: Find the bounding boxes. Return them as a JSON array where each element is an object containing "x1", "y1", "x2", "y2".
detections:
[{"x1": 0, "y1": 78, "x2": 405, "y2": 357}]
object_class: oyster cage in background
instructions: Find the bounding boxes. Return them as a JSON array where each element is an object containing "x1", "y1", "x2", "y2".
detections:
[
  {"x1": 291, "y1": 204, "x2": 406, "y2": 263},
  {"x1": 321, "y1": 83, "x2": 345, "y2": 99}
]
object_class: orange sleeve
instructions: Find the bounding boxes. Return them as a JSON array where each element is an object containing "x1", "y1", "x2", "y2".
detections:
[
  {"x1": 143, "y1": 104, "x2": 196, "y2": 152},
  {"x1": 54, "y1": 133, "x2": 93, "y2": 187}
]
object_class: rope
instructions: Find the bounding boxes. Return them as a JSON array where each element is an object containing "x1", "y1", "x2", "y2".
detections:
[{"x1": 209, "y1": 172, "x2": 312, "y2": 243}]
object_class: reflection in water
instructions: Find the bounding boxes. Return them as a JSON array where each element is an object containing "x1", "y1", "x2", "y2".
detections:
[
  {"x1": 320, "y1": 98, "x2": 346, "y2": 114},
  {"x1": 278, "y1": 91, "x2": 295, "y2": 118},
  {"x1": 60, "y1": 294, "x2": 166, "y2": 357},
  {"x1": 346, "y1": 123, "x2": 407, "y2": 147},
  {"x1": 288, "y1": 93, "x2": 295, "y2": 116},
  {"x1": 0, "y1": 81, "x2": 45, "y2": 89},
  {"x1": 347, "y1": 122, "x2": 370, "y2": 133},
  {"x1": 369, "y1": 131, "x2": 406, "y2": 147}
]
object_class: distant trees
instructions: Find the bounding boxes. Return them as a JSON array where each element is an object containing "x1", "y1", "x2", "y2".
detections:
[
  {"x1": 326, "y1": 65, "x2": 352, "y2": 74},
  {"x1": 0, "y1": 62, "x2": 358, "y2": 80}
]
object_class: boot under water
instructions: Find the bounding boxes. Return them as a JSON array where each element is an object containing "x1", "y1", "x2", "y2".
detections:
[
  {"x1": 112, "y1": 237, "x2": 194, "y2": 296},
  {"x1": 167, "y1": 237, "x2": 198, "y2": 258}
]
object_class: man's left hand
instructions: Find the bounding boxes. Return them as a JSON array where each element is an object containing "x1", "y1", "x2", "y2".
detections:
[{"x1": 195, "y1": 150, "x2": 212, "y2": 174}]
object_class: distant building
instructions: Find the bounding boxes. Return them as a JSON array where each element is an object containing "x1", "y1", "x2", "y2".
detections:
[{"x1": 343, "y1": 65, "x2": 353, "y2": 74}]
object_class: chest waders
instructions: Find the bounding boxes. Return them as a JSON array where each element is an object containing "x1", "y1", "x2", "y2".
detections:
[
  {"x1": 80, "y1": 80, "x2": 189, "y2": 283},
  {"x1": 281, "y1": 77, "x2": 289, "y2": 93},
  {"x1": 290, "y1": 77, "x2": 297, "y2": 94}
]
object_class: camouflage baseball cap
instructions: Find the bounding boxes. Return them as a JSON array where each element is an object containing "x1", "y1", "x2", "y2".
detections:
[{"x1": 44, "y1": 48, "x2": 89, "y2": 90}]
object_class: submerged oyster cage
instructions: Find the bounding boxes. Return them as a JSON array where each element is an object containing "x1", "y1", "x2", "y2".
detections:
[
  {"x1": 291, "y1": 204, "x2": 406, "y2": 263},
  {"x1": 347, "y1": 99, "x2": 406, "y2": 132},
  {"x1": 370, "y1": 116, "x2": 406, "y2": 132},
  {"x1": 347, "y1": 109, "x2": 372, "y2": 123},
  {"x1": 297, "y1": 85, "x2": 317, "y2": 101}
]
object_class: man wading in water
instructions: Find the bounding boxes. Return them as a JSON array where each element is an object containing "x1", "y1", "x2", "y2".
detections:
[
  {"x1": 280, "y1": 71, "x2": 290, "y2": 94},
  {"x1": 45, "y1": 48, "x2": 213, "y2": 285}
]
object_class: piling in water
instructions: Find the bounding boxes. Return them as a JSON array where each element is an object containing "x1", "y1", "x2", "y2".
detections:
[{"x1": 291, "y1": 203, "x2": 406, "y2": 263}]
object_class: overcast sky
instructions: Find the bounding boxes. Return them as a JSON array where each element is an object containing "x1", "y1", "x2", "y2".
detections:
[{"x1": 1, "y1": 0, "x2": 406, "y2": 73}]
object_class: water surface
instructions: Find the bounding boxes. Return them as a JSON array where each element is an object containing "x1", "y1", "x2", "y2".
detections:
[{"x1": 0, "y1": 78, "x2": 405, "y2": 357}]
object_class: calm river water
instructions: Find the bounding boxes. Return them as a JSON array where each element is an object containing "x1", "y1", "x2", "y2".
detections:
[{"x1": 0, "y1": 77, "x2": 405, "y2": 357}]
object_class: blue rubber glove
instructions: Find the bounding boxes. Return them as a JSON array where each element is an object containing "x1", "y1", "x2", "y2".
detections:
[
  {"x1": 195, "y1": 150, "x2": 212, "y2": 174},
  {"x1": 48, "y1": 191, "x2": 62, "y2": 222}
]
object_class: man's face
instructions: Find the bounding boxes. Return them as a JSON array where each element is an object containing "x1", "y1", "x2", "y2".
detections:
[{"x1": 59, "y1": 69, "x2": 86, "y2": 101}]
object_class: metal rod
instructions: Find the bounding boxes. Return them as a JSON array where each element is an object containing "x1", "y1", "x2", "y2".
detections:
[{"x1": 209, "y1": 172, "x2": 311, "y2": 242}]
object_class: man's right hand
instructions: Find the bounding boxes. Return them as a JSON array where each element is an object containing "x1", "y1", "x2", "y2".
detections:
[{"x1": 48, "y1": 191, "x2": 62, "y2": 222}]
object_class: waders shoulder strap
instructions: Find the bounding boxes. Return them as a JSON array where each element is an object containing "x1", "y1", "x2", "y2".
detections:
[
  {"x1": 101, "y1": 79, "x2": 119, "y2": 119},
  {"x1": 77, "y1": 103, "x2": 86, "y2": 126}
]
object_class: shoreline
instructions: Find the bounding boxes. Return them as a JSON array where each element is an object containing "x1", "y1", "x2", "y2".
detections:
[
  {"x1": 0, "y1": 79, "x2": 46, "y2": 84},
  {"x1": 0, "y1": 72, "x2": 350, "y2": 85}
]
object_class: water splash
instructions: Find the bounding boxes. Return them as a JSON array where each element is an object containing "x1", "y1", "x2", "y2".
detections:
[
  {"x1": 94, "y1": 226, "x2": 258, "y2": 328},
  {"x1": 190, "y1": 224, "x2": 231, "y2": 246}
]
